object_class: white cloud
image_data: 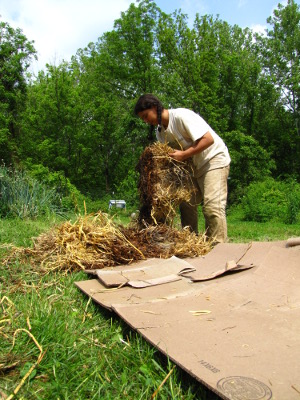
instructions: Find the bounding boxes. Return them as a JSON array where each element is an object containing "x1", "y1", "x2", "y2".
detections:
[
  {"x1": 180, "y1": 0, "x2": 207, "y2": 13},
  {"x1": 177, "y1": 0, "x2": 208, "y2": 23},
  {"x1": 1, "y1": 0, "x2": 134, "y2": 73},
  {"x1": 238, "y1": 0, "x2": 248, "y2": 8},
  {"x1": 251, "y1": 23, "x2": 267, "y2": 35}
]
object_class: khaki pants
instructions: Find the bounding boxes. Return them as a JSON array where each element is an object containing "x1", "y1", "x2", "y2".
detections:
[{"x1": 179, "y1": 165, "x2": 230, "y2": 243}]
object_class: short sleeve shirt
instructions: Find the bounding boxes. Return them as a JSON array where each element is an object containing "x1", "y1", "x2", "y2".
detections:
[{"x1": 156, "y1": 108, "x2": 230, "y2": 177}]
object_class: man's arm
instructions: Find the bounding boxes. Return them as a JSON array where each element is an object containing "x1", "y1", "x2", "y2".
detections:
[{"x1": 169, "y1": 131, "x2": 214, "y2": 162}]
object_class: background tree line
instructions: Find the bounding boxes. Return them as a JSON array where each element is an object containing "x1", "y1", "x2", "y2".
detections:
[{"x1": 0, "y1": 0, "x2": 299, "y2": 219}]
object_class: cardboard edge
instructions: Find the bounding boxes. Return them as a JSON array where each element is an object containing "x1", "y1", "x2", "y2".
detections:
[
  {"x1": 127, "y1": 274, "x2": 182, "y2": 288},
  {"x1": 182, "y1": 263, "x2": 254, "y2": 282},
  {"x1": 74, "y1": 280, "x2": 114, "y2": 311},
  {"x1": 111, "y1": 304, "x2": 227, "y2": 400}
]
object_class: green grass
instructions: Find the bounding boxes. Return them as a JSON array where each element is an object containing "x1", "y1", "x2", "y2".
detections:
[
  {"x1": 2, "y1": 271, "x2": 201, "y2": 399},
  {"x1": 192, "y1": 208, "x2": 300, "y2": 243},
  {"x1": 0, "y1": 215, "x2": 213, "y2": 400},
  {"x1": 1, "y1": 212, "x2": 299, "y2": 399},
  {"x1": 227, "y1": 207, "x2": 300, "y2": 242}
]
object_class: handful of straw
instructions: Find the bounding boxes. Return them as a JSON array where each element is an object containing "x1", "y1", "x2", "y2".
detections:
[{"x1": 136, "y1": 142, "x2": 195, "y2": 226}]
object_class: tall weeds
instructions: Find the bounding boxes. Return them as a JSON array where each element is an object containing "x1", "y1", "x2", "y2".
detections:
[{"x1": 0, "y1": 165, "x2": 63, "y2": 219}]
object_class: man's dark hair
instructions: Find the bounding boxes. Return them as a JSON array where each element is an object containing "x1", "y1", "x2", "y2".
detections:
[
  {"x1": 134, "y1": 94, "x2": 164, "y2": 114},
  {"x1": 134, "y1": 94, "x2": 164, "y2": 136}
]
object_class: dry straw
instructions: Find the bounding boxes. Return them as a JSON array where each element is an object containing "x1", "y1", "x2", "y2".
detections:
[
  {"x1": 3, "y1": 143, "x2": 211, "y2": 273},
  {"x1": 3, "y1": 213, "x2": 211, "y2": 274},
  {"x1": 136, "y1": 142, "x2": 195, "y2": 226}
]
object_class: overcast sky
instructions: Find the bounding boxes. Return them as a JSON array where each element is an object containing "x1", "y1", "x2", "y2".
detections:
[{"x1": 1, "y1": 0, "x2": 297, "y2": 74}]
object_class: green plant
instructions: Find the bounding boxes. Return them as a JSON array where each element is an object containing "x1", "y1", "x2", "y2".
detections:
[
  {"x1": 114, "y1": 170, "x2": 140, "y2": 208},
  {"x1": 0, "y1": 165, "x2": 63, "y2": 219},
  {"x1": 241, "y1": 178, "x2": 300, "y2": 223},
  {"x1": 28, "y1": 164, "x2": 83, "y2": 212},
  {"x1": 284, "y1": 181, "x2": 300, "y2": 224}
]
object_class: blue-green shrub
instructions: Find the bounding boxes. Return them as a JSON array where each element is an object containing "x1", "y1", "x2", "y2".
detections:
[{"x1": 0, "y1": 165, "x2": 64, "y2": 219}]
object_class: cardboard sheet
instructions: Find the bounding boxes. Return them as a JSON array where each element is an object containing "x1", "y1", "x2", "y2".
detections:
[
  {"x1": 87, "y1": 256, "x2": 194, "y2": 287},
  {"x1": 182, "y1": 241, "x2": 287, "y2": 281},
  {"x1": 75, "y1": 274, "x2": 205, "y2": 310},
  {"x1": 75, "y1": 240, "x2": 300, "y2": 399}
]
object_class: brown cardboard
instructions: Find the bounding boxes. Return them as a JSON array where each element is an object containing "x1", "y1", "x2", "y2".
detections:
[
  {"x1": 75, "y1": 240, "x2": 300, "y2": 399},
  {"x1": 182, "y1": 241, "x2": 287, "y2": 281},
  {"x1": 75, "y1": 274, "x2": 205, "y2": 310},
  {"x1": 89, "y1": 256, "x2": 194, "y2": 287},
  {"x1": 287, "y1": 237, "x2": 300, "y2": 247}
]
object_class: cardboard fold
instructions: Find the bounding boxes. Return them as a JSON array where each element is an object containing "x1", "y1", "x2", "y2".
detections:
[{"x1": 88, "y1": 256, "x2": 193, "y2": 288}]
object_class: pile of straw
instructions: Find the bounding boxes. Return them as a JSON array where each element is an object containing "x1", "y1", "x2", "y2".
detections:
[
  {"x1": 3, "y1": 212, "x2": 211, "y2": 274},
  {"x1": 3, "y1": 144, "x2": 211, "y2": 274},
  {"x1": 136, "y1": 142, "x2": 195, "y2": 226}
]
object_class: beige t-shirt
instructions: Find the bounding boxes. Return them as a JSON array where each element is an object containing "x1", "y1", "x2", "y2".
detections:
[{"x1": 157, "y1": 108, "x2": 230, "y2": 177}]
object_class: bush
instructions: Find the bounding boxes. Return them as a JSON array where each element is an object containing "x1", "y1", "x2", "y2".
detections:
[
  {"x1": 0, "y1": 165, "x2": 64, "y2": 219},
  {"x1": 83, "y1": 194, "x2": 112, "y2": 214},
  {"x1": 27, "y1": 164, "x2": 83, "y2": 212},
  {"x1": 114, "y1": 170, "x2": 139, "y2": 208},
  {"x1": 241, "y1": 178, "x2": 300, "y2": 224},
  {"x1": 222, "y1": 131, "x2": 275, "y2": 205},
  {"x1": 285, "y1": 183, "x2": 300, "y2": 224}
]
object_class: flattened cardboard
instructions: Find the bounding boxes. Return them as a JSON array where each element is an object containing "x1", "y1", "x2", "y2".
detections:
[
  {"x1": 126, "y1": 274, "x2": 181, "y2": 288},
  {"x1": 75, "y1": 275, "x2": 205, "y2": 310},
  {"x1": 75, "y1": 240, "x2": 300, "y2": 399},
  {"x1": 182, "y1": 242, "x2": 253, "y2": 281},
  {"x1": 89, "y1": 256, "x2": 193, "y2": 287},
  {"x1": 183, "y1": 241, "x2": 287, "y2": 281},
  {"x1": 113, "y1": 291, "x2": 300, "y2": 400}
]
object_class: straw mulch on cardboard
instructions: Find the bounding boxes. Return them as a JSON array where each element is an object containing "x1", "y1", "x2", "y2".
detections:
[{"x1": 3, "y1": 143, "x2": 210, "y2": 273}]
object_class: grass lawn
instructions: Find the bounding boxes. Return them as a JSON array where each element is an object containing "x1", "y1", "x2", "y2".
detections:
[
  {"x1": 1, "y1": 211, "x2": 299, "y2": 399},
  {"x1": 227, "y1": 209, "x2": 300, "y2": 242}
]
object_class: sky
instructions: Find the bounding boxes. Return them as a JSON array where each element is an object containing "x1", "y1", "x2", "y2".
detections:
[{"x1": 1, "y1": 0, "x2": 298, "y2": 74}]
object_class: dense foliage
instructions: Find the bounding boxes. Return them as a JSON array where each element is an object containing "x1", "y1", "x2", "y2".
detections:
[
  {"x1": 0, "y1": 164, "x2": 61, "y2": 218},
  {"x1": 1, "y1": 0, "x2": 300, "y2": 215},
  {"x1": 0, "y1": 21, "x2": 36, "y2": 164},
  {"x1": 241, "y1": 177, "x2": 300, "y2": 224}
]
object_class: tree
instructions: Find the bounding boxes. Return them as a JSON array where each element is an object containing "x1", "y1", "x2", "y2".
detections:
[
  {"x1": 0, "y1": 20, "x2": 36, "y2": 163},
  {"x1": 67, "y1": 0, "x2": 166, "y2": 195},
  {"x1": 157, "y1": 11, "x2": 221, "y2": 118},
  {"x1": 14, "y1": 0, "x2": 300, "y2": 205},
  {"x1": 86, "y1": 0, "x2": 163, "y2": 96},
  {"x1": 19, "y1": 63, "x2": 86, "y2": 190},
  {"x1": 222, "y1": 131, "x2": 275, "y2": 204},
  {"x1": 263, "y1": 0, "x2": 300, "y2": 178},
  {"x1": 157, "y1": 12, "x2": 265, "y2": 135},
  {"x1": 266, "y1": 0, "x2": 300, "y2": 130}
]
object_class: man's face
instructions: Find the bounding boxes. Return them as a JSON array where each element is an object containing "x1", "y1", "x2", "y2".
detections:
[{"x1": 138, "y1": 106, "x2": 158, "y2": 125}]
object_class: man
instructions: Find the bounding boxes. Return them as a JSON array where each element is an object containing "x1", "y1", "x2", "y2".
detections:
[{"x1": 134, "y1": 93, "x2": 231, "y2": 243}]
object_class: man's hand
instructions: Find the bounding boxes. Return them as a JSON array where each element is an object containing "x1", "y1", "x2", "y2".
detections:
[
  {"x1": 169, "y1": 149, "x2": 186, "y2": 162},
  {"x1": 169, "y1": 132, "x2": 214, "y2": 162}
]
